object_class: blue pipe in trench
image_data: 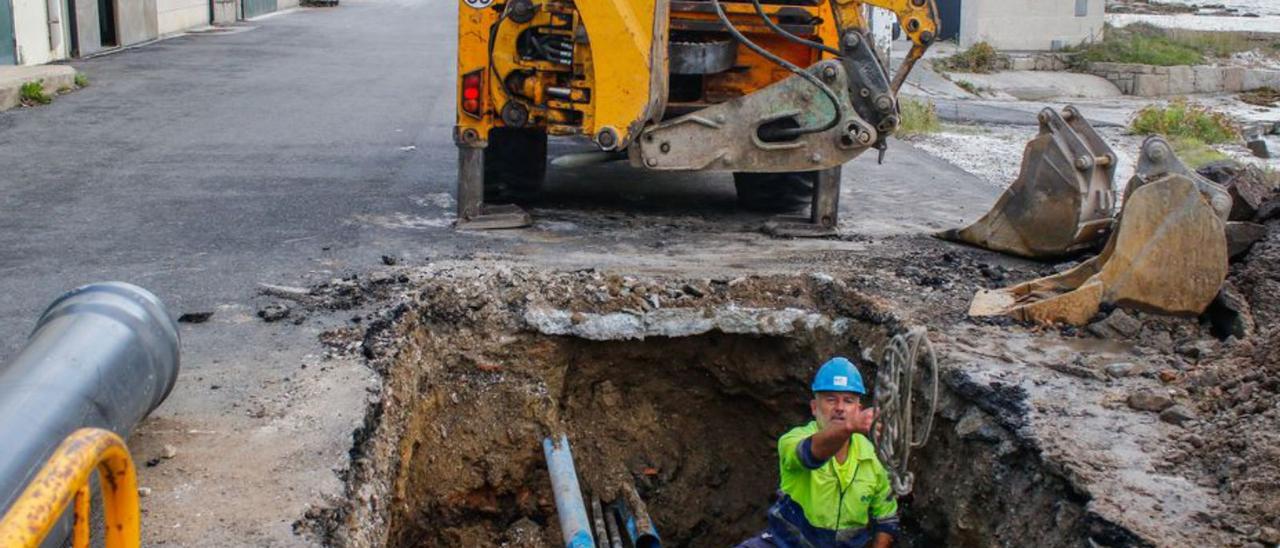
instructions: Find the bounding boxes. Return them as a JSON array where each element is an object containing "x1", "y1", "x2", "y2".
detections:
[{"x1": 543, "y1": 434, "x2": 596, "y2": 548}]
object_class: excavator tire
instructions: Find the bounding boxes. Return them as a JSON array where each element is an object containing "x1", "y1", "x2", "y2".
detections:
[
  {"x1": 484, "y1": 127, "x2": 547, "y2": 202},
  {"x1": 733, "y1": 170, "x2": 821, "y2": 213}
]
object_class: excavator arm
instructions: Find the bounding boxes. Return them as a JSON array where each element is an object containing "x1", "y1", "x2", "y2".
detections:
[{"x1": 830, "y1": 0, "x2": 939, "y2": 91}]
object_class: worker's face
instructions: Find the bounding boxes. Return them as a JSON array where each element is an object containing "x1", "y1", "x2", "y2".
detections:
[{"x1": 811, "y1": 391, "x2": 861, "y2": 429}]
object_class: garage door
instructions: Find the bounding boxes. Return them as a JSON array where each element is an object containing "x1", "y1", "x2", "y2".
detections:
[
  {"x1": 1, "y1": 0, "x2": 15, "y2": 65},
  {"x1": 242, "y1": 0, "x2": 276, "y2": 19}
]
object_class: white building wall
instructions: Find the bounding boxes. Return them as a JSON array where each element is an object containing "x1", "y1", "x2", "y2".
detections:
[
  {"x1": 210, "y1": 0, "x2": 236, "y2": 24},
  {"x1": 277, "y1": 0, "x2": 297, "y2": 11},
  {"x1": 116, "y1": 0, "x2": 159, "y2": 46},
  {"x1": 11, "y1": 0, "x2": 68, "y2": 64},
  {"x1": 960, "y1": 0, "x2": 1104, "y2": 51},
  {"x1": 157, "y1": 0, "x2": 207, "y2": 34}
]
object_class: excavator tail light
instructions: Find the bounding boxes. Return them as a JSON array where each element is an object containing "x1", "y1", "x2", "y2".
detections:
[{"x1": 461, "y1": 70, "x2": 483, "y2": 118}]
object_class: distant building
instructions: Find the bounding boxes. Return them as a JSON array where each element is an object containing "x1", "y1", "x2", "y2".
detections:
[
  {"x1": 940, "y1": 0, "x2": 1105, "y2": 51},
  {"x1": 1, "y1": 0, "x2": 297, "y2": 65}
]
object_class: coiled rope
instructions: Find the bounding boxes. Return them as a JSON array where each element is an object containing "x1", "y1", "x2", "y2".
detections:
[{"x1": 871, "y1": 327, "x2": 939, "y2": 497}]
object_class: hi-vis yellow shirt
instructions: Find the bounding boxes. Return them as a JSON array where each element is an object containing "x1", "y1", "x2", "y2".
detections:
[{"x1": 777, "y1": 421, "x2": 898, "y2": 531}]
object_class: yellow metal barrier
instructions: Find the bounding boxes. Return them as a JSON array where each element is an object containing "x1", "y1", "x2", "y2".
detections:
[{"x1": 0, "y1": 428, "x2": 141, "y2": 548}]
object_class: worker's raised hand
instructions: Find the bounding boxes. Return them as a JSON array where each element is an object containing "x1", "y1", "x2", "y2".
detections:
[
  {"x1": 829, "y1": 407, "x2": 876, "y2": 437},
  {"x1": 850, "y1": 407, "x2": 877, "y2": 436}
]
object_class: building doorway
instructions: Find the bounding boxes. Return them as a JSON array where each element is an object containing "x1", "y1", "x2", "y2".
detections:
[
  {"x1": 97, "y1": 0, "x2": 117, "y2": 47},
  {"x1": 1, "y1": 0, "x2": 16, "y2": 64}
]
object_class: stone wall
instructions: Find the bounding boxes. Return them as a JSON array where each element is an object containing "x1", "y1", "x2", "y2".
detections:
[
  {"x1": 1087, "y1": 62, "x2": 1280, "y2": 96},
  {"x1": 1007, "y1": 53, "x2": 1073, "y2": 72}
]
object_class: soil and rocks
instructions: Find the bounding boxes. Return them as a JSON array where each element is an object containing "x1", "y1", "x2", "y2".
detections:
[
  {"x1": 287, "y1": 200, "x2": 1280, "y2": 547},
  {"x1": 1161, "y1": 221, "x2": 1280, "y2": 541},
  {"x1": 297, "y1": 265, "x2": 1117, "y2": 547},
  {"x1": 267, "y1": 151, "x2": 1280, "y2": 547}
]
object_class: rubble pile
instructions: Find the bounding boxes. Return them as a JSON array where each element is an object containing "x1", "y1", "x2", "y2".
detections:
[{"x1": 1070, "y1": 162, "x2": 1280, "y2": 542}]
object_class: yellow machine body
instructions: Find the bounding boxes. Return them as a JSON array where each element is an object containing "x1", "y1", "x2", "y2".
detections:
[
  {"x1": 452, "y1": 0, "x2": 937, "y2": 229},
  {"x1": 455, "y1": 0, "x2": 936, "y2": 149}
]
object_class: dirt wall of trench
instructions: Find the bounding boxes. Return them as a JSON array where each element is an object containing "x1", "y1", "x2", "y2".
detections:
[{"x1": 298, "y1": 268, "x2": 1117, "y2": 548}]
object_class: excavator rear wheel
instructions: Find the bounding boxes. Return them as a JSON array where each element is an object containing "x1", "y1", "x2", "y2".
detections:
[
  {"x1": 484, "y1": 127, "x2": 547, "y2": 203},
  {"x1": 733, "y1": 170, "x2": 820, "y2": 213}
]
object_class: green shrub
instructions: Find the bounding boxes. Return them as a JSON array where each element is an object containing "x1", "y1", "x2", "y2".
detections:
[
  {"x1": 954, "y1": 79, "x2": 982, "y2": 95},
  {"x1": 74, "y1": 73, "x2": 89, "y2": 88},
  {"x1": 1170, "y1": 137, "x2": 1229, "y2": 168},
  {"x1": 1178, "y1": 31, "x2": 1253, "y2": 58},
  {"x1": 1129, "y1": 100, "x2": 1238, "y2": 144},
  {"x1": 1069, "y1": 24, "x2": 1256, "y2": 67},
  {"x1": 934, "y1": 42, "x2": 1005, "y2": 73},
  {"x1": 19, "y1": 80, "x2": 51, "y2": 105},
  {"x1": 898, "y1": 98, "x2": 940, "y2": 137}
]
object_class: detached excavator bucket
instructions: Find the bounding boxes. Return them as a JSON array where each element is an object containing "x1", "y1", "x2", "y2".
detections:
[
  {"x1": 937, "y1": 106, "x2": 1116, "y2": 259},
  {"x1": 969, "y1": 136, "x2": 1231, "y2": 325}
]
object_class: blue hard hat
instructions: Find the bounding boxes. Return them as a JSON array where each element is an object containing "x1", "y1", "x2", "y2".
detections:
[{"x1": 811, "y1": 357, "x2": 866, "y2": 394}]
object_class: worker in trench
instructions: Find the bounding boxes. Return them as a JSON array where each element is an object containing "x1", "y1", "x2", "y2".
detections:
[{"x1": 737, "y1": 357, "x2": 899, "y2": 548}]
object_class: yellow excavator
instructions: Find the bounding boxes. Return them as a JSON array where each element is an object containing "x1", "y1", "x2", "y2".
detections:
[
  {"x1": 453, "y1": 0, "x2": 1232, "y2": 323},
  {"x1": 453, "y1": 0, "x2": 940, "y2": 233}
]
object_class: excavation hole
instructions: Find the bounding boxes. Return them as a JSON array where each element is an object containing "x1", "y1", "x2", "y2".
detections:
[
  {"x1": 384, "y1": 332, "x2": 850, "y2": 546},
  {"x1": 323, "y1": 271, "x2": 1099, "y2": 547}
]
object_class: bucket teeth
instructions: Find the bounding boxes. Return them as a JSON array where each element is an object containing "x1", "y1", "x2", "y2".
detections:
[
  {"x1": 968, "y1": 136, "x2": 1230, "y2": 326},
  {"x1": 936, "y1": 106, "x2": 1117, "y2": 259}
]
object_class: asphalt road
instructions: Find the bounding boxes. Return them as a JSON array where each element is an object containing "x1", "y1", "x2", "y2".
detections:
[
  {"x1": 0, "y1": 0, "x2": 999, "y2": 543},
  {"x1": 0, "y1": 1, "x2": 456, "y2": 353}
]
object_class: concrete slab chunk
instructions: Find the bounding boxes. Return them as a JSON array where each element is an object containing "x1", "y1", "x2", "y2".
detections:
[
  {"x1": 0, "y1": 65, "x2": 80, "y2": 112},
  {"x1": 943, "y1": 70, "x2": 1122, "y2": 101},
  {"x1": 1247, "y1": 139, "x2": 1271, "y2": 159},
  {"x1": 1227, "y1": 222, "x2": 1268, "y2": 259}
]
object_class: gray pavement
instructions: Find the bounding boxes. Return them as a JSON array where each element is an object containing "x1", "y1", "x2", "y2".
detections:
[
  {"x1": 0, "y1": 2, "x2": 447, "y2": 353},
  {"x1": 0, "y1": 1, "x2": 999, "y2": 543},
  {"x1": 928, "y1": 97, "x2": 1132, "y2": 127}
]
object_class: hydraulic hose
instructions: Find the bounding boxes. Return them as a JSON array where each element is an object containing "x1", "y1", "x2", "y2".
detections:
[
  {"x1": 0, "y1": 282, "x2": 181, "y2": 514},
  {"x1": 747, "y1": 0, "x2": 839, "y2": 56},
  {"x1": 488, "y1": 7, "x2": 542, "y2": 108},
  {"x1": 708, "y1": 0, "x2": 843, "y2": 139}
]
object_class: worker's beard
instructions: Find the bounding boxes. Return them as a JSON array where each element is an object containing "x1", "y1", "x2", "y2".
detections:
[{"x1": 816, "y1": 410, "x2": 844, "y2": 430}]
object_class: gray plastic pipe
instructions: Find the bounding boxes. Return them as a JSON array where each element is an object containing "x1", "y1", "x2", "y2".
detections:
[{"x1": 0, "y1": 282, "x2": 181, "y2": 514}]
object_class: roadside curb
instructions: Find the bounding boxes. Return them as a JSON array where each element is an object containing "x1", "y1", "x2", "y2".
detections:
[{"x1": 0, "y1": 65, "x2": 80, "y2": 113}]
